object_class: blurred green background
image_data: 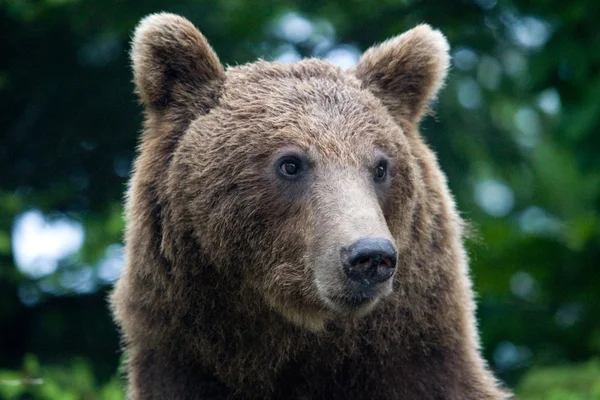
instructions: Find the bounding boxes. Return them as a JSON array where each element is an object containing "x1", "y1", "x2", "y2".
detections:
[{"x1": 1, "y1": 0, "x2": 599, "y2": 398}]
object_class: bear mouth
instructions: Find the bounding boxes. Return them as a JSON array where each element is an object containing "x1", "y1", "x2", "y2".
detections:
[
  {"x1": 316, "y1": 276, "x2": 392, "y2": 315},
  {"x1": 326, "y1": 294, "x2": 377, "y2": 310}
]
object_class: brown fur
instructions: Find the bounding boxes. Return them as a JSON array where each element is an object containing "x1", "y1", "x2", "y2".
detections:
[{"x1": 111, "y1": 13, "x2": 512, "y2": 399}]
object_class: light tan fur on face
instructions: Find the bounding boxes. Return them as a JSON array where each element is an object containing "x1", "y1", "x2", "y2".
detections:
[
  {"x1": 111, "y1": 13, "x2": 512, "y2": 399},
  {"x1": 310, "y1": 166, "x2": 395, "y2": 310}
]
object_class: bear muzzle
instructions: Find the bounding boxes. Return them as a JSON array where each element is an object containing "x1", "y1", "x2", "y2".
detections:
[
  {"x1": 341, "y1": 238, "x2": 397, "y2": 285},
  {"x1": 319, "y1": 237, "x2": 398, "y2": 311}
]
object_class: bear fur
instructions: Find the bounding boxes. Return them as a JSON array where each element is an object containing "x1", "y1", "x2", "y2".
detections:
[{"x1": 111, "y1": 13, "x2": 512, "y2": 399}]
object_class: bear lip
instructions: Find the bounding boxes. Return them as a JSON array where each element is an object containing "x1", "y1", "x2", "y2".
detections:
[{"x1": 326, "y1": 294, "x2": 377, "y2": 310}]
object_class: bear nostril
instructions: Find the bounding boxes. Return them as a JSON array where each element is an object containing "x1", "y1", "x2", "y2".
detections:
[{"x1": 341, "y1": 238, "x2": 397, "y2": 285}]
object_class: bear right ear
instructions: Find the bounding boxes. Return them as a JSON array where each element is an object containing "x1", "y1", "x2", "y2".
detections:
[
  {"x1": 355, "y1": 25, "x2": 450, "y2": 125},
  {"x1": 131, "y1": 13, "x2": 225, "y2": 114}
]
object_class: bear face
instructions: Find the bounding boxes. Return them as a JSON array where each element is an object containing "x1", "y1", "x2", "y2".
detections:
[
  {"x1": 168, "y1": 61, "x2": 421, "y2": 329},
  {"x1": 113, "y1": 13, "x2": 510, "y2": 399},
  {"x1": 129, "y1": 14, "x2": 448, "y2": 331}
]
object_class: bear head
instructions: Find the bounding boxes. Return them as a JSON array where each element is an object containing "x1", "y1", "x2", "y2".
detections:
[{"x1": 130, "y1": 13, "x2": 450, "y2": 332}]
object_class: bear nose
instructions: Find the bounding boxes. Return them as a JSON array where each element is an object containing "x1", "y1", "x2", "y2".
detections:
[{"x1": 341, "y1": 238, "x2": 397, "y2": 285}]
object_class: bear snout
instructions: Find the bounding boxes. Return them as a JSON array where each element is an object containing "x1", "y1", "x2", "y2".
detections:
[{"x1": 341, "y1": 238, "x2": 397, "y2": 286}]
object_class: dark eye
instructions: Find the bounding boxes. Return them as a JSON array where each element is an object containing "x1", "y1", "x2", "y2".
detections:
[
  {"x1": 374, "y1": 161, "x2": 387, "y2": 181},
  {"x1": 278, "y1": 157, "x2": 302, "y2": 178},
  {"x1": 282, "y1": 162, "x2": 298, "y2": 175}
]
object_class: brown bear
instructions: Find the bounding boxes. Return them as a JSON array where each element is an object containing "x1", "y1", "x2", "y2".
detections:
[{"x1": 111, "y1": 13, "x2": 511, "y2": 400}]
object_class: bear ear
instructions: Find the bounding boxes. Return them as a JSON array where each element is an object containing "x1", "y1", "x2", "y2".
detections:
[
  {"x1": 355, "y1": 25, "x2": 450, "y2": 125},
  {"x1": 131, "y1": 13, "x2": 225, "y2": 113}
]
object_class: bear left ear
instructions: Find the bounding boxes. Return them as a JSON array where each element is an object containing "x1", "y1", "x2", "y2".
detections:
[
  {"x1": 355, "y1": 25, "x2": 450, "y2": 125},
  {"x1": 131, "y1": 13, "x2": 225, "y2": 115}
]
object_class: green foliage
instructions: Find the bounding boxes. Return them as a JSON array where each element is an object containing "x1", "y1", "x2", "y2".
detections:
[
  {"x1": 0, "y1": 355, "x2": 124, "y2": 400},
  {"x1": 518, "y1": 360, "x2": 600, "y2": 399}
]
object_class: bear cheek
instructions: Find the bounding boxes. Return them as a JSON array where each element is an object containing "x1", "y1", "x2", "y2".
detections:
[
  {"x1": 249, "y1": 214, "x2": 330, "y2": 327},
  {"x1": 378, "y1": 150, "x2": 419, "y2": 253},
  {"x1": 236, "y1": 199, "x2": 313, "y2": 286}
]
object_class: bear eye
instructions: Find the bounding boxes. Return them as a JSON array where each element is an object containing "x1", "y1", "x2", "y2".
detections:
[
  {"x1": 277, "y1": 157, "x2": 303, "y2": 179},
  {"x1": 374, "y1": 160, "x2": 387, "y2": 181}
]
